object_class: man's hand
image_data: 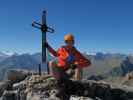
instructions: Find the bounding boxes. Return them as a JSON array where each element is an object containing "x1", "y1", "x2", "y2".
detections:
[
  {"x1": 66, "y1": 55, "x2": 75, "y2": 63},
  {"x1": 70, "y1": 64, "x2": 77, "y2": 70}
]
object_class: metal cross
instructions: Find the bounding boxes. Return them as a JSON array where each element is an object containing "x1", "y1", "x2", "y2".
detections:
[{"x1": 32, "y1": 10, "x2": 54, "y2": 75}]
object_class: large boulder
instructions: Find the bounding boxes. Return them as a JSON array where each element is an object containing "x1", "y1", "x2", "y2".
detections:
[{"x1": 6, "y1": 69, "x2": 37, "y2": 83}]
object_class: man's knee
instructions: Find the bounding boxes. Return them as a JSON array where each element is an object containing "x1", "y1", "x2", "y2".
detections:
[
  {"x1": 49, "y1": 60, "x2": 57, "y2": 67},
  {"x1": 48, "y1": 60, "x2": 56, "y2": 75}
]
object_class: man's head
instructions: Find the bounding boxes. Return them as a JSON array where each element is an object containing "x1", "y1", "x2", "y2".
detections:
[{"x1": 64, "y1": 34, "x2": 75, "y2": 47}]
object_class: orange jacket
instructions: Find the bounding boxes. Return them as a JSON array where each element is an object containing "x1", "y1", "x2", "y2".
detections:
[{"x1": 47, "y1": 45, "x2": 91, "y2": 70}]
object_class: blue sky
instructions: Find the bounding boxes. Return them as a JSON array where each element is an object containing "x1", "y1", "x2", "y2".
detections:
[{"x1": 0, "y1": 0, "x2": 133, "y2": 54}]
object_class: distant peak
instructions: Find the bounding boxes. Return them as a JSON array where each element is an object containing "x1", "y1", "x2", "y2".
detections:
[
  {"x1": 12, "y1": 53, "x2": 19, "y2": 56},
  {"x1": 2, "y1": 51, "x2": 18, "y2": 56},
  {"x1": 0, "y1": 52, "x2": 8, "y2": 56}
]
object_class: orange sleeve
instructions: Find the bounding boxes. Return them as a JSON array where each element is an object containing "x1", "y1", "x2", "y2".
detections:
[{"x1": 74, "y1": 49, "x2": 91, "y2": 69}]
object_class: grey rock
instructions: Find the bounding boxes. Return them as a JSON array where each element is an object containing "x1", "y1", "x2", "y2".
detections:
[
  {"x1": 2, "y1": 90, "x2": 17, "y2": 100},
  {"x1": 0, "y1": 80, "x2": 12, "y2": 97}
]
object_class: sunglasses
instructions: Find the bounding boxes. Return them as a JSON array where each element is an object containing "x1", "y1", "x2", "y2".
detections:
[{"x1": 65, "y1": 40, "x2": 75, "y2": 44}]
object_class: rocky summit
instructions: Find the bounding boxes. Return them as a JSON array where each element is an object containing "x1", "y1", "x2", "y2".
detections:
[{"x1": 0, "y1": 70, "x2": 133, "y2": 100}]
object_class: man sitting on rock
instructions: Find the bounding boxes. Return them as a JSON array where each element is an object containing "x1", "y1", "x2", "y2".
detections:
[{"x1": 45, "y1": 34, "x2": 91, "y2": 80}]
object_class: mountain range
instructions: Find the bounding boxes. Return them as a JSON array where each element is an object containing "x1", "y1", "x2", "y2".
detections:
[
  {"x1": 0, "y1": 52, "x2": 40, "y2": 80},
  {"x1": 0, "y1": 52, "x2": 9, "y2": 63},
  {"x1": 0, "y1": 51, "x2": 133, "y2": 81}
]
